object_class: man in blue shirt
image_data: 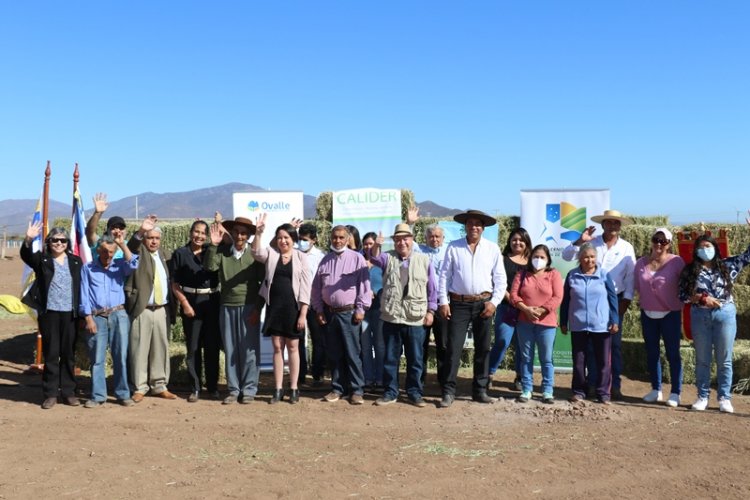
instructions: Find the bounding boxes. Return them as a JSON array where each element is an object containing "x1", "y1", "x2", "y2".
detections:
[{"x1": 80, "y1": 234, "x2": 139, "y2": 408}]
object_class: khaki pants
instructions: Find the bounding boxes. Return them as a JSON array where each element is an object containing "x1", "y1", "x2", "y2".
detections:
[{"x1": 129, "y1": 307, "x2": 170, "y2": 394}]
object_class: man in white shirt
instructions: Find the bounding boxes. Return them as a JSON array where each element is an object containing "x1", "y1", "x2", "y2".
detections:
[
  {"x1": 561, "y1": 209, "x2": 635, "y2": 399},
  {"x1": 438, "y1": 210, "x2": 507, "y2": 407}
]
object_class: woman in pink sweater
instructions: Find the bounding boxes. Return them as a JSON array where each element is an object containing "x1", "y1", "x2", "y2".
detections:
[
  {"x1": 510, "y1": 244, "x2": 563, "y2": 404},
  {"x1": 634, "y1": 228, "x2": 685, "y2": 407}
]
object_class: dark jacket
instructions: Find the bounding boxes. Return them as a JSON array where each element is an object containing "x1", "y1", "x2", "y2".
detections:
[
  {"x1": 20, "y1": 243, "x2": 82, "y2": 317},
  {"x1": 125, "y1": 236, "x2": 173, "y2": 321}
]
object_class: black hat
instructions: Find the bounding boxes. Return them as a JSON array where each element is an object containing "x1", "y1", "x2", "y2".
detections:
[
  {"x1": 106, "y1": 216, "x2": 127, "y2": 230},
  {"x1": 453, "y1": 209, "x2": 497, "y2": 227}
]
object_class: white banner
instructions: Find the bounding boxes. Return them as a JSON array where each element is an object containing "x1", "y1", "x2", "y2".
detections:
[
  {"x1": 520, "y1": 189, "x2": 610, "y2": 370},
  {"x1": 232, "y1": 191, "x2": 305, "y2": 370},
  {"x1": 333, "y1": 187, "x2": 402, "y2": 251}
]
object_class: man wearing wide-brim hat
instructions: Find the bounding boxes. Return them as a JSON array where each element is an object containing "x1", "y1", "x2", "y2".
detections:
[
  {"x1": 204, "y1": 216, "x2": 265, "y2": 404},
  {"x1": 561, "y1": 208, "x2": 636, "y2": 400},
  {"x1": 365, "y1": 223, "x2": 438, "y2": 408},
  {"x1": 437, "y1": 209, "x2": 506, "y2": 408}
]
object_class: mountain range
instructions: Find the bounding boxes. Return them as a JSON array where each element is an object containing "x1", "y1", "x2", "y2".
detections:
[{"x1": 0, "y1": 183, "x2": 461, "y2": 235}]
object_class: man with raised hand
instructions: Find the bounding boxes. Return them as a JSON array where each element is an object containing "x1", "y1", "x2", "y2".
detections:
[
  {"x1": 366, "y1": 223, "x2": 437, "y2": 407},
  {"x1": 125, "y1": 215, "x2": 177, "y2": 402},
  {"x1": 80, "y1": 233, "x2": 139, "y2": 408}
]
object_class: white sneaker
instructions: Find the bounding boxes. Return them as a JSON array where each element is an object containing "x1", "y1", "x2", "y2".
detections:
[
  {"x1": 719, "y1": 398, "x2": 734, "y2": 414},
  {"x1": 691, "y1": 397, "x2": 708, "y2": 411},
  {"x1": 643, "y1": 390, "x2": 663, "y2": 403},
  {"x1": 665, "y1": 393, "x2": 680, "y2": 408}
]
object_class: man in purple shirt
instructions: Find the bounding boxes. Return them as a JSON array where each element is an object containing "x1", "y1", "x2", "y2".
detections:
[
  {"x1": 367, "y1": 223, "x2": 437, "y2": 407},
  {"x1": 79, "y1": 234, "x2": 139, "y2": 408},
  {"x1": 311, "y1": 225, "x2": 372, "y2": 404}
]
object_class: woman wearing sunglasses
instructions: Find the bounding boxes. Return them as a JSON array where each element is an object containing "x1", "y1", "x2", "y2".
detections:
[
  {"x1": 21, "y1": 222, "x2": 83, "y2": 409},
  {"x1": 633, "y1": 228, "x2": 685, "y2": 407},
  {"x1": 678, "y1": 214, "x2": 750, "y2": 413}
]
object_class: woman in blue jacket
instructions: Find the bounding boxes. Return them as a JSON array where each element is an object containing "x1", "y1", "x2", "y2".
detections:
[{"x1": 560, "y1": 242, "x2": 619, "y2": 404}]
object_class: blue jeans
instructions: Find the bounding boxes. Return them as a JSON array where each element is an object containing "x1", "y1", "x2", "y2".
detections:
[
  {"x1": 516, "y1": 322, "x2": 556, "y2": 395},
  {"x1": 221, "y1": 304, "x2": 260, "y2": 397},
  {"x1": 361, "y1": 300, "x2": 385, "y2": 385},
  {"x1": 87, "y1": 309, "x2": 130, "y2": 402},
  {"x1": 641, "y1": 310, "x2": 683, "y2": 394},
  {"x1": 325, "y1": 309, "x2": 365, "y2": 396},
  {"x1": 489, "y1": 303, "x2": 521, "y2": 376},
  {"x1": 382, "y1": 321, "x2": 425, "y2": 401},
  {"x1": 691, "y1": 303, "x2": 736, "y2": 400}
]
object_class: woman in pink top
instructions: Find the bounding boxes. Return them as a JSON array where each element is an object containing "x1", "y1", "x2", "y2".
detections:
[
  {"x1": 634, "y1": 228, "x2": 685, "y2": 407},
  {"x1": 510, "y1": 244, "x2": 563, "y2": 404}
]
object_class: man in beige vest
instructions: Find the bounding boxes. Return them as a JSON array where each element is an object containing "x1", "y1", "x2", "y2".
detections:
[
  {"x1": 365, "y1": 223, "x2": 437, "y2": 407},
  {"x1": 125, "y1": 216, "x2": 177, "y2": 402}
]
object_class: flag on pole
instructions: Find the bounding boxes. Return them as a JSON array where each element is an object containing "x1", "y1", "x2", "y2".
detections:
[
  {"x1": 20, "y1": 193, "x2": 43, "y2": 297},
  {"x1": 70, "y1": 186, "x2": 92, "y2": 265}
]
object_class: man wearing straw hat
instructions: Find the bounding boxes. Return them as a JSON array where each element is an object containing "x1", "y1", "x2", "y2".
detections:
[
  {"x1": 438, "y1": 209, "x2": 507, "y2": 408},
  {"x1": 205, "y1": 216, "x2": 265, "y2": 404},
  {"x1": 366, "y1": 223, "x2": 438, "y2": 407},
  {"x1": 561, "y1": 209, "x2": 636, "y2": 400}
]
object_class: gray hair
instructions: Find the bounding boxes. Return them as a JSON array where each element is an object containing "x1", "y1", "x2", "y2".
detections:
[
  {"x1": 98, "y1": 235, "x2": 116, "y2": 246},
  {"x1": 146, "y1": 226, "x2": 162, "y2": 235},
  {"x1": 425, "y1": 224, "x2": 444, "y2": 237},
  {"x1": 578, "y1": 242, "x2": 597, "y2": 259}
]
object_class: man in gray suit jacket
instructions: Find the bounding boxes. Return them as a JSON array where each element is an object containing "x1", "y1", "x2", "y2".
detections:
[{"x1": 126, "y1": 215, "x2": 177, "y2": 402}]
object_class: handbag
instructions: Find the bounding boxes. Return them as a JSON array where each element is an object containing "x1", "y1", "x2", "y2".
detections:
[{"x1": 501, "y1": 271, "x2": 526, "y2": 326}]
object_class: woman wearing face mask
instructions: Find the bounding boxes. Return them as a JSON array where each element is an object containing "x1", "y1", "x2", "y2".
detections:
[
  {"x1": 20, "y1": 222, "x2": 83, "y2": 409},
  {"x1": 633, "y1": 228, "x2": 685, "y2": 407},
  {"x1": 488, "y1": 228, "x2": 531, "y2": 390},
  {"x1": 678, "y1": 215, "x2": 750, "y2": 413},
  {"x1": 509, "y1": 244, "x2": 563, "y2": 404}
]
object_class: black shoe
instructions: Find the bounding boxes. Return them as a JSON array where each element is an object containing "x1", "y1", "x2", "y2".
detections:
[
  {"x1": 187, "y1": 392, "x2": 199, "y2": 403},
  {"x1": 239, "y1": 394, "x2": 254, "y2": 405},
  {"x1": 611, "y1": 387, "x2": 624, "y2": 401},
  {"x1": 41, "y1": 397, "x2": 57, "y2": 409},
  {"x1": 472, "y1": 393, "x2": 496, "y2": 404},
  {"x1": 270, "y1": 389, "x2": 284, "y2": 405},
  {"x1": 439, "y1": 394, "x2": 454, "y2": 408},
  {"x1": 289, "y1": 389, "x2": 299, "y2": 404}
]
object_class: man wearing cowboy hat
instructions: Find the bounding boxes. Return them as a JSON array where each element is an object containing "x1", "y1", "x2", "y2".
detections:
[
  {"x1": 365, "y1": 223, "x2": 437, "y2": 407},
  {"x1": 562, "y1": 209, "x2": 636, "y2": 399},
  {"x1": 205, "y1": 216, "x2": 265, "y2": 404},
  {"x1": 438, "y1": 209, "x2": 507, "y2": 408}
]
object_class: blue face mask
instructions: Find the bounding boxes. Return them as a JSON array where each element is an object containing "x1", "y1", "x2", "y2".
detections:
[
  {"x1": 297, "y1": 240, "x2": 311, "y2": 252},
  {"x1": 697, "y1": 246, "x2": 715, "y2": 262}
]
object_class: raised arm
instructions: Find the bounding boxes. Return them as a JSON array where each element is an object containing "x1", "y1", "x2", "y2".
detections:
[{"x1": 86, "y1": 192, "x2": 109, "y2": 246}]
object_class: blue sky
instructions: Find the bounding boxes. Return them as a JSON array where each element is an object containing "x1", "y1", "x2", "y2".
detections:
[{"x1": 1, "y1": 1, "x2": 748, "y2": 224}]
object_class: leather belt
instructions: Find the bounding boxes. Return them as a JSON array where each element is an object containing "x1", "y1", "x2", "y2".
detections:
[
  {"x1": 449, "y1": 292, "x2": 492, "y2": 303},
  {"x1": 93, "y1": 304, "x2": 125, "y2": 317},
  {"x1": 182, "y1": 286, "x2": 219, "y2": 295},
  {"x1": 325, "y1": 304, "x2": 356, "y2": 313},
  {"x1": 146, "y1": 304, "x2": 166, "y2": 311}
]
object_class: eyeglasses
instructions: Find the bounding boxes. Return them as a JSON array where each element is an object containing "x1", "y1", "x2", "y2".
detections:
[
  {"x1": 651, "y1": 238, "x2": 669, "y2": 246},
  {"x1": 49, "y1": 238, "x2": 68, "y2": 244}
]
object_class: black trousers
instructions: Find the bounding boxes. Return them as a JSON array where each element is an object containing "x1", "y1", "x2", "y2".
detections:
[
  {"x1": 183, "y1": 293, "x2": 221, "y2": 393},
  {"x1": 421, "y1": 312, "x2": 448, "y2": 385},
  {"x1": 307, "y1": 307, "x2": 328, "y2": 380},
  {"x1": 37, "y1": 310, "x2": 77, "y2": 399},
  {"x1": 442, "y1": 300, "x2": 492, "y2": 397}
]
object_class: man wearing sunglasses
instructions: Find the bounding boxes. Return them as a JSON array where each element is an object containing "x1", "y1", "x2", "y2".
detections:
[{"x1": 562, "y1": 209, "x2": 636, "y2": 400}]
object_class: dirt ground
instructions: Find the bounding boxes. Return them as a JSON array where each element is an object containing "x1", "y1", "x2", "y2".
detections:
[{"x1": 1, "y1": 251, "x2": 749, "y2": 499}]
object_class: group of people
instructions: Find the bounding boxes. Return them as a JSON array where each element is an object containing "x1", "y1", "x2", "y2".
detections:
[{"x1": 20, "y1": 196, "x2": 749, "y2": 413}]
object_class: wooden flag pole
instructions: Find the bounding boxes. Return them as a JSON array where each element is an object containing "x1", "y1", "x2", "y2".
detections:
[{"x1": 27, "y1": 161, "x2": 51, "y2": 373}]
